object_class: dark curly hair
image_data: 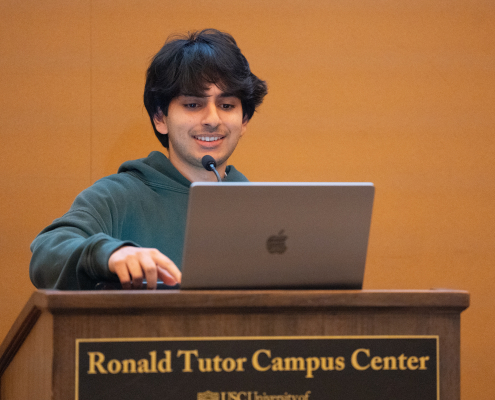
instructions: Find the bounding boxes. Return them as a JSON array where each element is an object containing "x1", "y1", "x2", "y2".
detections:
[{"x1": 144, "y1": 29, "x2": 268, "y2": 148}]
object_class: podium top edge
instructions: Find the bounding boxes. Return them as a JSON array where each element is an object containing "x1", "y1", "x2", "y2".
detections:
[{"x1": 31, "y1": 289, "x2": 470, "y2": 311}]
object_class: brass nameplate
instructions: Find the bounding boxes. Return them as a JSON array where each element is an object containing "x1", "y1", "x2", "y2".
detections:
[{"x1": 76, "y1": 336, "x2": 438, "y2": 399}]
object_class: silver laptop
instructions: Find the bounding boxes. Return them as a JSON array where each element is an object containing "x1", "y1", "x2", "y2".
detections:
[{"x1": 180, "y1": 182, "x2": 374, "y2": 290}]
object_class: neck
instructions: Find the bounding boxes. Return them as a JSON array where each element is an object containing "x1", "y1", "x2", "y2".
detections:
[{"x1": 169, "y1": 154, "x2": 226, "y2": 182}]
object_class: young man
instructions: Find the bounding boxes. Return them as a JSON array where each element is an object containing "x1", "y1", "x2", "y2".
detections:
[{"x1": 29, "y1": 29, "x2": 267, "y2": 290}]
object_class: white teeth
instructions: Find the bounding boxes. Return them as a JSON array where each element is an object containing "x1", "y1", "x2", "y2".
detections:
[{"x1": 196, "y1": 136, "x2": 221, "y2": 142}]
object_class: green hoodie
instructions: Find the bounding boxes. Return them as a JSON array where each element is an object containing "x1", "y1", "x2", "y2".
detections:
[{"x1": 29, "y1": 151, "x2": 248, "y2": 290}]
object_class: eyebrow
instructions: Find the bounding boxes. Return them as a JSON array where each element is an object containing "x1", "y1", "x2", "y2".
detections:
[
  {"x1": 219, "y1": 92, "x2": 237, "y2": 98},
  {"x1": 180, "y1": 92, "x2": 238, "y2": 99}
]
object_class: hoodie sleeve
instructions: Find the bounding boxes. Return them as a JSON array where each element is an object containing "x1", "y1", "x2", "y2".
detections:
[{"x1": 29, "y1": 180, "x2": 139, "y2": 290}]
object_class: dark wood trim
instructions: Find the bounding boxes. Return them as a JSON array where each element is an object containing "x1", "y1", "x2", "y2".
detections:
[
  {"x1": 31, "y1": 289, "x2": 469, "y2": 312},
  {"x1": 0, "y1": 297, "x2": 41, "y2": 376}
]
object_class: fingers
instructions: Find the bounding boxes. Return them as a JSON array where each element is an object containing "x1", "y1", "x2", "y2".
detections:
[
  {"x1": 108, "y1": 246, "x2": 181, "y2": 290},
  {"x1": 140, "y1": 254, "x2": 158, "y2": 290},
  {"x1": 149, "y1": 249, "x2": 182, "y2": 285},
  {"x1": 157, "y1": 267, "x2": 181, "y2": 286},
  {"x1": 127, "y1": 255, "x2": 147, "y2": 288},
  {"x1": 112, "y1": 263, "x2": 132, "y2": 290}
]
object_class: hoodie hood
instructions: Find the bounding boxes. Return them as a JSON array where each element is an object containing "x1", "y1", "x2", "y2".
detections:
[{"x1": 118, "y1": 151, "x2": 248, "y2": 192}]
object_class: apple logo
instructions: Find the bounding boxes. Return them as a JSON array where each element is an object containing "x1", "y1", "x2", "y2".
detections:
[{"x1": 266, "y1": 230, "x2": 288, "y2": 254}]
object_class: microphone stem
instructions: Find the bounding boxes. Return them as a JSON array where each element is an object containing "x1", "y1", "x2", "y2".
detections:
[{"x1": 210, "y1": 165, "x2": 222, "y2": 182}]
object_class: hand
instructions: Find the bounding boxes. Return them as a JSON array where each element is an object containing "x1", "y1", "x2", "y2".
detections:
[{"x1": 108, "y1": 246, "x2": 182, "y2": 290}]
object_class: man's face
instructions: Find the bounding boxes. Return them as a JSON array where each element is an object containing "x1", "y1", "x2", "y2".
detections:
[{"x1": 154, "y1": 85, "x2": 248, "y2": 176}]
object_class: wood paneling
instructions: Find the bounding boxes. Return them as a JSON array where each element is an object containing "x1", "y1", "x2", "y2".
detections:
[{"x1": 0, "y1": 290, "x2": 468, "y2": 399}]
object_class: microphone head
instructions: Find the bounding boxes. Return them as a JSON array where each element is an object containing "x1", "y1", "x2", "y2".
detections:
[{"x1": 201, "y1": 155, "x2": 216, "y2": 171}]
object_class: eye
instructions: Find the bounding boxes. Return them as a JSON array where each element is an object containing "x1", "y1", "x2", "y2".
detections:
[
  {"x1": 220, "y1": 104, "x2": 235, "y2": 110},
  {"x1": 184, "y1": 103, "x2": 200, "y2": 109}
]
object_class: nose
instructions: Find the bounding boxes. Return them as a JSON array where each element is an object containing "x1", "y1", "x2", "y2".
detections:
[{"x1": 201, "y1": 103, "x2": 220, "y2": 130}]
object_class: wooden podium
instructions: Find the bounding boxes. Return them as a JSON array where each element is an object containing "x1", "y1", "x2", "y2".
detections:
[{"x1": 0, "y1": 289, "x2": 469, "y2": 400}]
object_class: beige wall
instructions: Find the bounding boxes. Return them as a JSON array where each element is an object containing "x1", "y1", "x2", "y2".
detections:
[{"x1": 1, "y1": 0, "x2": 494, "y2": 397}]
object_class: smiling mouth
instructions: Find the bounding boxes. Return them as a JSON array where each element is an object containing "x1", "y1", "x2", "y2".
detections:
[{"x1": 194, "y1": 136, "x2": 224, "y2": 142}]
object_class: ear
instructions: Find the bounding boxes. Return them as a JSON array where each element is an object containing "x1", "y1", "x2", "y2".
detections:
[{"x1": 153, "y1": 110, "x2": 168, "y2": 135}]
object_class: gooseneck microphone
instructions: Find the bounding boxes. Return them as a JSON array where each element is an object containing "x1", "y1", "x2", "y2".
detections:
[{"x1": 201, "y1": 155, "x2": 222, "y2": 182}]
